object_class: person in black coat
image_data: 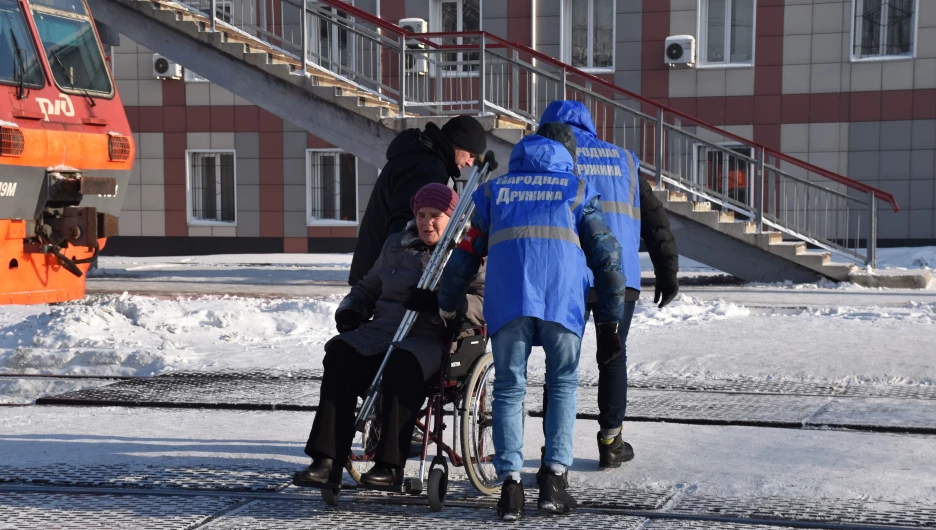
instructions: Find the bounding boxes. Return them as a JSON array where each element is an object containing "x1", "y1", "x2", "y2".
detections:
[{"x1": 348, "y1": 115, "x2": 487, "y2": 286}]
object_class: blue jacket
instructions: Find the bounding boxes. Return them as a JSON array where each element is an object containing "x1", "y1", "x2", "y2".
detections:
[
  {"x1": 540, "y1": 100, "x2": 642, "y2": 292},
  {"x1": 438, "y1": 134, "x2": 627, "y2": 337}
]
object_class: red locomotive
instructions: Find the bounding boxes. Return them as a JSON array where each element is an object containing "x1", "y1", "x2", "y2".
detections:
[{"x1": 0, "y1": 0, "x2": 133, "y2": 304}]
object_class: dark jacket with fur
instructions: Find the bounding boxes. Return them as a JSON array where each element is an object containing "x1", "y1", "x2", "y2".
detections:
[{"x1": 348, "y1": 123, "x2": 460, "y2": 286}]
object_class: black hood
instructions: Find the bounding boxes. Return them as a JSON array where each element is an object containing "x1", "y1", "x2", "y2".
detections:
[{"x1": 386, "y1": 122, "x2": 460, "y2": 177}]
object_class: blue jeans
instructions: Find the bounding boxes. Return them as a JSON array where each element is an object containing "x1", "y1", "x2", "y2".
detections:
[
  {"x1": 597, "y1": 301, "x2": 636, "y2": 429},
  {"x1": 491, "y1": 317, "x2": 582, "y2": 478}
]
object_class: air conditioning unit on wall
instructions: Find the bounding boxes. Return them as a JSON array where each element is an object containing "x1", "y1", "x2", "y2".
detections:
[
  {"x1": 400, "y1": 18, "x2": 429, "y2": 75},
  {"x1": 153, "y1": 54, "x2": 182, "y2": 79},
  {"x1": 664, "y1": 35, "x2": 695, "y2": 67}
]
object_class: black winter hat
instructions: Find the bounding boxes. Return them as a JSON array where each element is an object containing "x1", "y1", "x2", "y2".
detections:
[
  {"x1": 441, "y1": 115, "x2": 487, "y2": 155},
  {"x1": 535, "y1": 122, "x2": 577, "y2": 161}
]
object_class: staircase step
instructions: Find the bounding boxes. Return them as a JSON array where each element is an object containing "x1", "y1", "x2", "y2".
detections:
[
  {"x1": 769, "y1": 241, "x2": 807, "y2": 258},
  {"x1": 668, "y1": 191, "x2": 688, "y2": 202},
  {"x1": 792, "y1": 251, "x2": 832, "y2": 269},
  {"x1": 693, "y1": 202, "x2": 712, "y2": 212},
  {"x1": 718, "y1": 210, "x2": 735, "y2": 223}
]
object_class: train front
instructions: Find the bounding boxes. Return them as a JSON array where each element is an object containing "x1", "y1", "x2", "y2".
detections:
[{"x1": 0, "y1": 0, "x2": 133, "y2": 304}]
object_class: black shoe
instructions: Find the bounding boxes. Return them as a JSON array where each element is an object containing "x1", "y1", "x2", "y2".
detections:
[
  {"x1": 360, "y1": 464, "x2": 403, "y2": 487},
  {"x1": 537, "y1": 468, "x2": 576, "y2": 514},
  {"x1": 297, "y1": 457, "x2": 334, "y2": 484},
  {"x1": 497, "y1": 478, "x2": 524, "y2": 521},
  {"x1": 597, "y1": 432, "x2": 635, "y2": 469}
]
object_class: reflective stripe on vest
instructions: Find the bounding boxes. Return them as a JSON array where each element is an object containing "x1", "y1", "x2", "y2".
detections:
[
  {"x1": 600, "y1": 200, "x2": 641, "y2": 220},
  {"x1": 488, "y1": 225, "x2": 582, "y2": 249}
]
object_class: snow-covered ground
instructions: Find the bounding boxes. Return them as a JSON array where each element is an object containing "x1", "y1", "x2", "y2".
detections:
[{"x1": 2, "y1": 251, "x2": 936, "y2": 516}]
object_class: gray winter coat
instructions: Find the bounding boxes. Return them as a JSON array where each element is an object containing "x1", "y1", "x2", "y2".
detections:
[{"x1": 334, "y1": 221, "x2": 485, "y2": 379}]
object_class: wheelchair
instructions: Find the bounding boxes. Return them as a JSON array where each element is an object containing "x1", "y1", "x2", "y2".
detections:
[{"x1": 302, "y1": 328, "x2": 498, "y2": 512}]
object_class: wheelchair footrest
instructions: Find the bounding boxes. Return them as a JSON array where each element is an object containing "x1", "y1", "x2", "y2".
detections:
[{"x1": 357, "y1": 477, "x2": 422, "y2": 495}]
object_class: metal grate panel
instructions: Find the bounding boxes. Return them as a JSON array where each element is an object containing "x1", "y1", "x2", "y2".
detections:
[
  {"x1": 0, "y1": 491, "x2": 237, "y2": 529},
  {"x1": 38, "y1": 376, "x2": 321, "y2": 411},
  {"x1": 0, "y1": 464, "x2": 291, "y2": 492},
  {"x1": 203, "y1": 497, "x2": 647, "y2": 529},
  {"x1": 672, "y1": 493, "x2": 936, "y2": 528}
]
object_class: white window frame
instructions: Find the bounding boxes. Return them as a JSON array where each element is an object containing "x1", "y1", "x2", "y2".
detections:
[
  {"x1": 308, "y1": 0, "x2": 357, "y2": 74},
  {"x1": 430, "y1": 0, "x2": 482, "y2": 77},
  {"x1": 849, "y1": 0, "x2": 918, "y2": 62},
  {"x1": 305, "y1": 148, "x2": 359, "y2": 227},
  {"x1": 185, "y1": 149, "x2": 238, "y2": 226},
  {"x1": 695, "y1": 0, "x2": 756, "y2": 69},
  {"x1": 691, "y1": 142, "x2": 755, "y2": 208},
  {"x1": 561, "y1": 0, "x2": 616, "y2": 73}
]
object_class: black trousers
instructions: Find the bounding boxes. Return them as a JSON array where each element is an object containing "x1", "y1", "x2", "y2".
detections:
[{"x1": 305, "y1": 339, "x2": 427, "y2": 468}]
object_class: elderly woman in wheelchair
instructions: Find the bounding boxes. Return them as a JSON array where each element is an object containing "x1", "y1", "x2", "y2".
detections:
[{"x1": 298, "y1": 183, "x2": 485, "y2": 489}]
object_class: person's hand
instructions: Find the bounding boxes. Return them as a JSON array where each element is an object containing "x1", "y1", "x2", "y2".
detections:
[
  {"x1": 335, "y1": 310, "x2": 364, "y2": 333},
  {"x1": 654, "y1": 272, "x2": 679, "y2": 309},
  {"x1": 595, "y1": 322, "x2": 622, "y2": 366},
  {"x1": 403, "y1": 286, "x2": 439, "y2": 314}
]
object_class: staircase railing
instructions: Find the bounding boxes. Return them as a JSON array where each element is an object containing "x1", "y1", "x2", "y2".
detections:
[{"x1": 177, "y1": 0, "x2": 898, "y2": 267}]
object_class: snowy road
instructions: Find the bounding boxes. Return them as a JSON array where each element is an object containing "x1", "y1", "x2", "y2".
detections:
[{"x1": 1, "y1": 253, "x2": 935, "y2": 527}]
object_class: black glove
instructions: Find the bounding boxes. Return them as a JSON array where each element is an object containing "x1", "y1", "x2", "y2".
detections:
[
  {"x1": 595, "y1": 322, "x2": 623, "y2": 367},
  {"x1": 403, "y1": 286, "x2": 440, "y2": 314},
  {"x1": 654, "y1": 272, "x2": 679, "y2": 308},
  {"x1": 335, "y1": 310, "x2": 364, "y2": 333}
]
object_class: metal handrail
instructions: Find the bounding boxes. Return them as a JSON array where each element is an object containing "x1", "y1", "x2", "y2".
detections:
[
  {"x1": 305, "y1": 0, "x2": 899, "y2": 215},
  {"x1": 183, "y1": 0, "x2": 895, "y2": 266}
]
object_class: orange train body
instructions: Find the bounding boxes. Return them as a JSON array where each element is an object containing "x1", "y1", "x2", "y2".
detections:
[{"x1": 0, "y1": 0, "x2": 134, "y2": 305}]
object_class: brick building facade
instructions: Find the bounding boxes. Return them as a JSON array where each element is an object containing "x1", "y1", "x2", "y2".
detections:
[{"x1": 107, "y1": 0, "x2": 936, "y2": 255}]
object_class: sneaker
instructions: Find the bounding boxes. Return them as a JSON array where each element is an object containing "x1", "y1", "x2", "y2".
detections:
[
  {"x1": 496, "y1": 478, "x2": 525, "y2": 521},
  {"x1": 597, "y1": 432, "x2": 635, "y2": 469},
  {"x1": 537, "y1": 468, "x2": 576, "y2": 514}
]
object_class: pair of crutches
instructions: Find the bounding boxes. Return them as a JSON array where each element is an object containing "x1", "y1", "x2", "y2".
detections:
[{"x1": 354, "y1": 150, "x2": 499, "y2": 436}]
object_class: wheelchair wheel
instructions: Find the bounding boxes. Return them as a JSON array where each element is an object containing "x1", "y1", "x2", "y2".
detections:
[
  {"x1": 427, "y1": 467, "x2": 447, "y2": 512},
  {"x1": 346, "y1": 406, "x2": 381, "y2": 483},
  {"x1": 460, "y1": 351, "x2": 498, "y2": 496}
]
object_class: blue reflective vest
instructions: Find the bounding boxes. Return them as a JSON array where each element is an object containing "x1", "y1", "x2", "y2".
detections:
[
  {"x1": 540, "y1": 100, "x2": 642, "y2": 292},
  {"x1": 472, "y1": 135, "x2": 598, "y2": 337}
]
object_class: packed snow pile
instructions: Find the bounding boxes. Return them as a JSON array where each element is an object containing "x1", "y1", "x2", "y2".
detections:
[
  {"x1": 0, "y1": 293, "x2": 341, "y2": 376},
  {"x1": 632, "y1": 294, "x2": 751, "y2": 326}
]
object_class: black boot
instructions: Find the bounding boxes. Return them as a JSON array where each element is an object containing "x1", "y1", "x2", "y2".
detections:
[
  {"x1": 296, "y1": 457, "x2": 335, "y2": 485},
  {"x1": 597, "y1": 432, "x2": 634, "y2": 469},
  {"x1": 360, "y1": 464, "x2": 403, "y2": 487},
  {"x1": 537, "y1": 467, "x2": 576, "y2": 514},
  {"x1": 497, "y1": 477, "x2": 525, "y2": 521}
]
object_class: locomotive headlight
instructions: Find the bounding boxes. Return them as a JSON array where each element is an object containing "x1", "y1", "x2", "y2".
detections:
[
  {"x1": 108, "y1": 133, "x2": 131, "y2": 161},
  {"x1": 0, "y1": 126, "x2": 25, "y2": 157}
]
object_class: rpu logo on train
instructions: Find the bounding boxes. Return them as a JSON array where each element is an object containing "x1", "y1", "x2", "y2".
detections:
[
  {"x1": 35, "y1": 93, "x2": 75, "y2": 121},
  {"x1": 0, "y1": 182, "x2": 16, "y2": 197}
]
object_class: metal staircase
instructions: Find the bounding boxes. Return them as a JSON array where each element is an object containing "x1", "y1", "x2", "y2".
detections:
[{"x1": 89, "y1": 0, "x2": 901, "y2": 282}]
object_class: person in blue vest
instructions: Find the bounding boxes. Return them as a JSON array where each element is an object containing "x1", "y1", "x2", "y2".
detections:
[
  {"x1": 437, "y1": 123, "x2": 627, "y2": 521},
  {"x1": 539, "y1": 100, "x2": 679, "y2": 469}
]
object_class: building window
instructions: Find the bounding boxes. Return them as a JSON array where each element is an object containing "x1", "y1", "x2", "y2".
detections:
[
  {"x1": 187, "y1": 150, "x2": 236, "y2": 225},
  {"x1": 694, "y1": 143, "x2": 754, "y2": 208},
  {"x1": 306, "y1": 149, "x2": 358, "y2": 225},
  {"x1": 851, "y1": 0, "x2": 916, "y2": 60},
  {"x1": 432, "y1": 0, "x2": 481, "y2": 74},
  {"x1": 698, "y1": 0, "x2": 755, "y2": 66},
  {"x1": 307, "y1": 1, "x2": 356, "y2": 75},
  {"x1": 563, "y1": 0, "x2": 615, "y2": 71}
]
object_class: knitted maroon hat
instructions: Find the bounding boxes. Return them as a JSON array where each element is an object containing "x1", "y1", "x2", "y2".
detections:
[{"x1": 411, "y1": 183, "x2": 459, "y2": 217}]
